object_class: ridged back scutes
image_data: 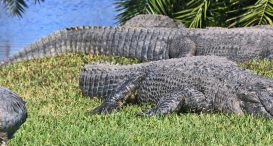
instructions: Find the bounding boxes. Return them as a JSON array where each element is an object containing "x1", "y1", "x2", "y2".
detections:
[
  {"x1": 80, "y1": 62, "x2": 142, "y2": 98},
  {"x1": 3, "y1": 24, "x2": 183, "y2": 66},
  {"x1": 78, "y1": 54, "x2": 273, "y2": 118},
  {"x1": 65, "y1": 25, "x2": 107, "y2": 31}
]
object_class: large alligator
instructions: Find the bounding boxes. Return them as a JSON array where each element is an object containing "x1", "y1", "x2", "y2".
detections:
[
  {"x1": 0, "y1": 86, "x2": 27, "y2": 146},
  {"x1": 79, "y1": 56, "x2": 273, "y2": 118},
  {"x1": 0, "y1": 26, "x2": 194, "y2": 66},
  {"x1": 1, "y1": 15, "x2": 273, "y2": 66}
]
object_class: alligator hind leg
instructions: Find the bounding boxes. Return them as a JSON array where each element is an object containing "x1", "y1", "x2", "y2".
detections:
[
  {"x1": 138, "y1": 88, "x2": 211, "y2": 116},
  {"x1": 91, "y1": 73, "x2": 145, "y2": 114}
]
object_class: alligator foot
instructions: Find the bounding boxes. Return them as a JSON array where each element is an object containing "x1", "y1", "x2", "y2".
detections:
[
  {"x1": 0, "y1": 128, "x2": 8, "y2": 146},
  {"x1": 90, "y1": 101, "x2": 120, "y2": 114},
  {"x1": 137, "y1": 88, "x2": 211, "y2": 116},
  {"x1": 137, "y1": 108, "x2": 161, "y2": 116},
  {"x1": 137, "y1": 91, "x2": 185, "y2": 116},
  {"x1": 0, "y1": 139, "x2": 6, "y2": 146},
  {"x1": 1, "y1": 141, "x2": 6, "y2": 146}
]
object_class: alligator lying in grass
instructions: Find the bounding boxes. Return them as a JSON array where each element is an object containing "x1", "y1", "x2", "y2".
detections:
[
  {"x1": 79, "y1": 56, "x2": 273, "y2": 118},
  {"x1": 1, "y1": 15, "x2": 273, "y2": 66},
  {"x1": 0, "y1": 86, "x2": 27, "y2": 146}
]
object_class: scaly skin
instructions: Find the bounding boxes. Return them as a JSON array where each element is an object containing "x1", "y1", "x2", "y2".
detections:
[
  {"x1": 0, "y1": 26, "x2": 195, "y2": 66},
  {"x1": 122, "y1": 14, "x2": 184, "y2": 28},
  {"x1": 254, "y1": 25, "x2": 273, "y2": 30},
  {"x1": 184, "y1": 27, "x2": 273, "y2": 61},
  {"x1": 80, "y1": 56, "x2": 273, "y2": 118},
  {"x1": 1, "y1": 15, "x2": 273, "y2": 66},
  {"x1": 0, "y1": 86, "x2": 27, "y2": 145}
]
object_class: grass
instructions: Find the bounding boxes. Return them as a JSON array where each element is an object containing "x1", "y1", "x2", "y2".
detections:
[{"x1": 1, "y1": 54, "x2": 273, "y2": 145}]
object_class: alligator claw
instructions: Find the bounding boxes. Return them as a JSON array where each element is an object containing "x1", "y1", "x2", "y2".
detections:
[
  {"x1": 1, "y1": 141, "x2": 6, "y2": 146},
  {"x1": 137, "y1": 109, "x2": 158, "y2": 116},
  {"x1": 90, "y1": 101, "x2": 120, "y2": 114}
]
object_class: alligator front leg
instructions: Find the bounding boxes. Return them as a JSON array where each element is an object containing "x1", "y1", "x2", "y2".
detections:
[
  {"x1": 137, "y1": 92, "x2": 184, "y2": 116},
  {"x1": 91, "y1": 73, "x2": 145, "y2": 114},
  {"x1": 138, "y1": 88, "x2": 211, "y2": 116}
]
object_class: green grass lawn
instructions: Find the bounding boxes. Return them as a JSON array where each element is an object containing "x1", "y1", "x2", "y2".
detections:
[{"x1": 1, "y1": 54, "x2": 273, "y2": 145}]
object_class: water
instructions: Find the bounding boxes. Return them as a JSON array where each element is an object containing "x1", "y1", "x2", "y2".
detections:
[{"x1": 0, "y1": 0, "x2": 117, "y2": 60}]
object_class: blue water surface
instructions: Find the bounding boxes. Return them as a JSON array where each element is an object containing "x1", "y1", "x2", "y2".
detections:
[{"x1": 0, "y1": 0, "x2": 117, "y2": 59}]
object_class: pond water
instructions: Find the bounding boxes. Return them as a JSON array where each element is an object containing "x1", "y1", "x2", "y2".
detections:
[{"x1": 0, "y1": 0, "x2": 116, "y2": 60}]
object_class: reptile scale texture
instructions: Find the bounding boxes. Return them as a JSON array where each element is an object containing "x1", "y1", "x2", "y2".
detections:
[
  {"x1": 1, "y1": 14, "x2": 273, "y2": 66},
  {"x1": 0, "y1": 87, "x2": 27, "y2": 146},
  {"x1": 80, "y1": 56, "x2": 273, "y2": 118}
]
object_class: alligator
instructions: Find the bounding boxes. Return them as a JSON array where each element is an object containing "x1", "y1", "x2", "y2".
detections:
[
  {"x1": 79, "y1": 56, "x2": 273, "y2": 118},
  {"x1": 0, "y1": 26, "x2": 194, "y2": 66},
  {"x1": 122, "y1": 14, "x2": 185, "y2": 28},
  {"x1": 1, "y1": 15, "x2": 273, "y2": 66},
  {"x1": 0, "y1": 86, "x2": 27, "y2": 146}
]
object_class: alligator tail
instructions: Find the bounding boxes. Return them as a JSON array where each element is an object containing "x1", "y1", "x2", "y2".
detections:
[
  {"x1": 1, "y1": 26, "x2": 175, "y2": 66},
  {"x1": 79, "y1": 62, "x2": 141, "y2": 99}
]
